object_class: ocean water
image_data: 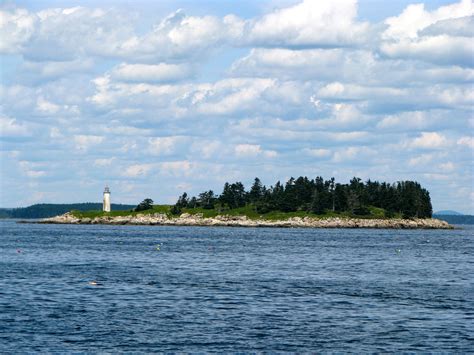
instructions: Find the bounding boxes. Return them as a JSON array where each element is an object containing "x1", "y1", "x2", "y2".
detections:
[{"x1": 1, "y1": 220, "x2": 473, "y2": 352}]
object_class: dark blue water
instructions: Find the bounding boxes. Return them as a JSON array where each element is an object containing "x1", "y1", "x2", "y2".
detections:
[{"x1": 1, "y1": 220, "x2": 473, "y2": 352}]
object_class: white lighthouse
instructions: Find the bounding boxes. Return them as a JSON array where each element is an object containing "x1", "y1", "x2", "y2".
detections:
[{"x1": 103, "y1": 186, "x2": 111, "y2": 212}]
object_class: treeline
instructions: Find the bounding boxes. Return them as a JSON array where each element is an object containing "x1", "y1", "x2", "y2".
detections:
[
  {"x1": 173, "y1": 176, "x2": 433, "y2": 218},
  {"x1": 0, "y1": 203, "x2": 136, "y2": 219}
]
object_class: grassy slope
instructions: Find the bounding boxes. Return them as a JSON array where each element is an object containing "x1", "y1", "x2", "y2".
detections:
[{"x1": 71, "y1": 205, "x2": 398, "y2": 220}]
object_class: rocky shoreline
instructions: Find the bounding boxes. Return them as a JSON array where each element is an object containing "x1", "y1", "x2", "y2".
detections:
[{"x1": 33, "y1": 212, "x2": 453, "y2": 229}]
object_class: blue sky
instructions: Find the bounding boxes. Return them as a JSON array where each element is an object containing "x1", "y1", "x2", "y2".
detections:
[{"x1": 1, "y1": 0, "x2": 473, "y2": 213}]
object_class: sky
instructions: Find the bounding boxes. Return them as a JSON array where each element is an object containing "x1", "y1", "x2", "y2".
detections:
[{"x1": 0, "y1": 0, "x2": 473, "y2": 213}]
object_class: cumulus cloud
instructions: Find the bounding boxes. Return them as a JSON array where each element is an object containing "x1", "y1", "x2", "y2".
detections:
[
  {"x1": 381, "y1": 0, "x2": 474, "y2": 67},
  {"x1": 0, "y1": 8, "x2": 37, "y2": 54},
  {"x1": 122, "y1": 163, "x2": 154, "y2": 177},
  {"x1": 1, "y1": 0, "x2": 473, "y2": 213},
  {"x1": 332, "y1": 146, "x2": 376, "y2": 163},
  {"x1": 36, "y1": 96, "x2": 60, "y2": 114},
  {"x1": 73, "y1": 135, "x2": 104, "y2": 151},
  {"x1": 33, "y1": 7, "x2": 132, "y2": 61},
  {"x1": 18, "y1": 160, "x2": 46, "y2": 178},
  {"x1": 303, "y1": 148, "x2": 332, "y2": 158},
  {"x1": 19, "y1": 58, "x2": 94, "y2": 82},
  {"x1": 245, "y1": 0, "x2": 369, "y2": 48},
  {"x1": 0, "y1": 115, "x2": 30, "y2": 137},
  {"x1": 457, "y1": 136, "x2": 474, "y2": 149},
  {"x1": 191, "y1": 140, "x2": 222, "y2": 159},
  {"x1": 110, "y1": 63, "x2": 192, "y2": 83},
  {"x1": 234, "y1": 144, "x2": 277, "y2": 158},
  {"x1": 421, "y1": 15, "x2": 474, "y2": 37},
  {"x1": 148, "y1": 136, "x2": 186, "y2": 156},
  {"x1": 381, "y1": 35, "x2": 473, "y2": 67},
  {"x1": 2, "y1": 1, "x2": 371, "y2": 63},
  {"x1": 410, "y1": 132, "x2": 449, "y2": 149},
  {"x1": 160, "y1": 160, "x2": 193, "y2": 176},
  {"x1": 94, "y1": 157, "x2": 115, "y2": 167},
  {"x1": 408, "y1": 153, "x2": 434, "y2": 166},
  {"x1": 438, "y1": 161, "x2": 455, "y2": 172},
  {"x1": 376, "y1": 110, "x2": 442, "y2": 131},
  {"x1": 118, "y1": 9, "x2": 239, "y2": 62}
]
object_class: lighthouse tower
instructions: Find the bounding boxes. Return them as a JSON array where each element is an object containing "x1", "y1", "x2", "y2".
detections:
[{"x1": 103, "y1": 186, "x2": 111, "y2": 212}]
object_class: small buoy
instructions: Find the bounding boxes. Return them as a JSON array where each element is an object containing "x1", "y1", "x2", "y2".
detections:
[
  {"x1": 16, "y1": 249, "x2": 22, "y2": 253},
  {"x1": 396, "y1": 249, "x2": 401, "y2": 254}
]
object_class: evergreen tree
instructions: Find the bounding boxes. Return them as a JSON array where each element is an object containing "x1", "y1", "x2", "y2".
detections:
[
  {"x1": 170, "y1": 175, "x2": 433, "y2": 219},
  {"x1": 135, "y1": 198, "x2": 154, "y2": 211},
  {"x1": 310, "y1": 190, "x2": 325, "y2": 214},
  {"x1": 176, "y1": 192, "x2": 189, "y2": 208},
  {"x1": 198, "y1": 190, "x2": 216, "y2": 209},
  {"x1": 248, "y1": 177, "x2": 263, "y2": 203}
]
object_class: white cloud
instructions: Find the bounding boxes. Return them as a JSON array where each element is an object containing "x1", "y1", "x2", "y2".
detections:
[
  {"x1": 0, "y1": 115, "x2": 30, "y2": 137},
  {"x1": 421, "y1": 15, "x2": 474, "y2": 37},
  {"x1": 303, "y1": 148, "x2": 331, "y2": 158},
  {"x1": 18, "y1": 161, "x2": 46, "y2": 178},
  {"x1": 235, "y1": 144, "x2": 262, "y2": 157},
  {"x1": 317, "y1": 82, "x2": 404, "y2": 100},
  {"x1": 457, "y1": 136, "x2": 474, "y2": 149},
  {"x1": 332, "y1": 146, "x2": 375, "y2": 163},
  {"x1": 20, "y1": 58, "x2": 94, "y2": 80},
  {"x1": 36, "y1": 96, "x2": 60, "y2": 114},
  {"x1": 118, "y1": 10, "x2": 237, "y2": 62},
  {"x1": 49, "y1": 127, "x2": 62, "y2": 139},
  {"x1": 438, "y1": 161, "x2": 455, "y2": 172},
  {"x1": 1, "y1": 1, "x2": 473, "y2": 214},
  {"x1": 232, "y1": 47, "x2": 474, "y2": 84},
  {"x1": 122, "y1": 163, "x2": 154, "y2": 177},
  {"x1": 192, "y1": 140, "x2": 222, "y2": 159},
  {"x1": 0, "y1": 8, "x2": 37, "y2": 54},
  {"x1": 408, "y1": 153, "x2": 434, "y2": 166},
  {"x1": 195, "y1": 78, "x2": 277, "y2": 115},
  {"x1": 264, "y1": 150, "x2": 278, "y2": 158},
  {"x1": 25, "y1": 170, "x2": 46, "y2": 178},
  {"x1": 245, "y1": 0, "x2": 369, "y2": 48},
  {"x1": 381, "y1": 35, "x2": 473, "y2": 67},
  {"x1": 234, "y1": 144, "x2": 277, "y2": 158},
  {"x1": 73, "y1": 135, "x2": 104, "y2": 151},
  {"x1": 329, "y1": 131, "x2": 369, "y2": 142},
  {"x1": 377, "y1": 111, "x2": 430, "y2": 130},
  {"x1": 110, "y1": 63, "x2": 192, "y2": 83},
  {"x1": 159, "y1": 160, "x2": 193, "y2": 176},
  {"x1": 148, "y1": 136, "x2": 186, "y2": 156},
  {"x1": 383, "y1": 1, "x2": 473, "y2": 40},
  {"x1": 94, "y1": 157, "x2": 115, "y2": 167},
  {"x1": 410, "y1": 132, "x2": 448, "y2": 149},
  {"x1": 24, "y1": 7, "x2": 133, "y2": 61},
  {"x1": 381, "y1": 1, "x2": 474, "y2": 67}
]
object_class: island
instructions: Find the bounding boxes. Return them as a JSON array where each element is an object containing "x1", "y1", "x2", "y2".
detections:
[{"x1": 36, "y1": 176, "x2": 453, "y2": 229}]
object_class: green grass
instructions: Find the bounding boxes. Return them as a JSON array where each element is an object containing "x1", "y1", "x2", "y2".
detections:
[
  {"x1": 71, "y1": 205, "x2": 172, "y2": 218},
  {"x1": 71, "y1": 204, "x2": 400, "y2": 220}
]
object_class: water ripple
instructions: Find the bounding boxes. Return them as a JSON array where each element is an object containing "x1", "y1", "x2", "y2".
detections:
[{"x1": 0, "y1": 220, "x2": 473, "y2": 352}]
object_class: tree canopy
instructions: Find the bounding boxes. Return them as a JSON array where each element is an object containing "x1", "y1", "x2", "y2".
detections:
[
  {"x1": 134, "y1": 198, "x2": 154, "y2": 212},
  {"x1": 172, "y1": 176, "x2": 433, "y2": 218}
]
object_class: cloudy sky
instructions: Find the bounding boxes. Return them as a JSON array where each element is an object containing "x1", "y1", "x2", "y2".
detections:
[{"x1": 0, "y1": 0, "x2": 473, "y2": 213}]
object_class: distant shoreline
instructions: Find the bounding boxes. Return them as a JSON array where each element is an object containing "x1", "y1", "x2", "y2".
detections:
[{"x1": 30, "y1": 212, "x2": 454, "y2": 229}]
